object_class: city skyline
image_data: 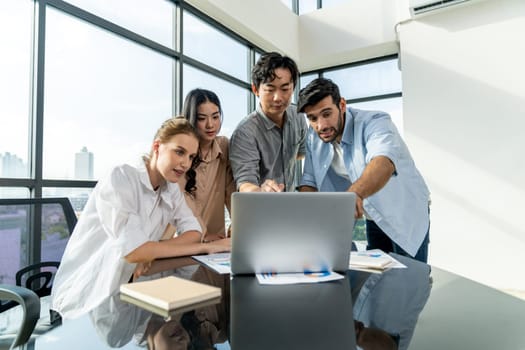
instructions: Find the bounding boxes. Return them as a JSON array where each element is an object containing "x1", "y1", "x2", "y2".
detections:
[
  {"x1": 0, "y1": 146, "x2": 96, "y2": 181},
  {"x1": 74, "y1": 146, "x2": 94, "y2": 180}
]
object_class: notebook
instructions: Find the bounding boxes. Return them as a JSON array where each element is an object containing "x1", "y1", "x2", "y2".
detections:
[
  {"x1": 119, "y1": 276, "x2": 221, "y2": 318},
  {"x1": 230, "y1": 192, "x2": 356, "y2": 275},
  {"x1": 230, "y1": 275, "x2": 357, "y2": 349}
]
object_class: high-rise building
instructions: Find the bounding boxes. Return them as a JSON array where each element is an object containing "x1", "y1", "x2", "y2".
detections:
[
  {"x1": 74, "y1": 146, "x2": 94, "y2": 180},
  {"x1": 0, "y1": 152, "x2": 27, "y2": 178}
]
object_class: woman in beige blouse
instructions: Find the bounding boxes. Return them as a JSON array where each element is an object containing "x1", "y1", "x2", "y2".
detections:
[{"x1": 164, "y1": 88, "x2": 235, "y2": 242}]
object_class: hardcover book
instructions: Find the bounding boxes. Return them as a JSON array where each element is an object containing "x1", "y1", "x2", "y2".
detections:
[{"x1": 120, "y1": 276, "x2": 221, "y2": 318}]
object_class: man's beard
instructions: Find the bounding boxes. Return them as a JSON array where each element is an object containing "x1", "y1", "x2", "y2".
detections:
[{"x1": 318, "y1": 110, "x2": 344, "y2": 143}]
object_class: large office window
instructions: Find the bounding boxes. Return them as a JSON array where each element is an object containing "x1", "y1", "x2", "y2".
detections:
[
  {"x1": 63, "y1": 0, "x2": 176, "y2": 49},
  {"x1": 0, "y1": 1, "x2": 33, "y2": 181},
  {"x1": 44, "y1": 8, "x2": 174, "y2": 180},
  {"x1": 1, "y1": 0, "x2": 258, "y2": 206},
  {"x1": 1, "y1": 0, "x2": 260, "y2": 269},
  {"x1": 183, "y1": 11, "x2": 249, "y2": 82},
  {"x1": 324, "y1": 59, "x2": 402, "y2": 101}
]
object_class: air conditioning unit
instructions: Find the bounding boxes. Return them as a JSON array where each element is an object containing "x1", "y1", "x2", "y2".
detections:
[{"x1": 409, "y1": 0, "x2": 473, "y2": 17}]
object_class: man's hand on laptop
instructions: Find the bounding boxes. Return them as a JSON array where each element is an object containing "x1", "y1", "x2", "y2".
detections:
[{"x1": 261, "y1": 179, "x2": 284, "y2": 192}]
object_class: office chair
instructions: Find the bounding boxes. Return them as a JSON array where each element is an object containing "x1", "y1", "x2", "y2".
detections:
[
  {"x1": 0, "y1": 198, "x2": 77, "y2": 328},
  {"x1": 0, "y1": 284, "x2": 40, "y2": 349},
  {"x1": 16, "y1": 262, "x2": 60, "y2": 299}
]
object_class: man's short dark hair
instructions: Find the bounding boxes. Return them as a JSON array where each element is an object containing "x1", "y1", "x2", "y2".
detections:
[
  {"x1": 297, "y1": 77, "x2": 342, "y2": 113},
  {"x1": 251, "y1": 52, "x2": 299, "y2": 89}
]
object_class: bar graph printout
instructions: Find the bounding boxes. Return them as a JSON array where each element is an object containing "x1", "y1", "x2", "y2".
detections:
[{"x1": 192, "y1": 252, "x2": 232, "y2": 274}]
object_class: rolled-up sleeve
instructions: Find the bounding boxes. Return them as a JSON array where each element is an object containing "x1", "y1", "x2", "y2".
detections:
[
  {"x1": 297, "y1": 113, "x2": 308, "y2": 158},
  {"x1": 300, "y1": 135, "x2": 318, "y2": 189},
  {"x1": 229, "y1": 126, "x2": 261, "y2": 188},
  {"x1": 364, "y1": 113, "x2": 401, "y2": 171}
]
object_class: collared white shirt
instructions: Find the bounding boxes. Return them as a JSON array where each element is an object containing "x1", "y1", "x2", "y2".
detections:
[{"x1": 51, "y1": 158, "x2": 201, "y2": 319}]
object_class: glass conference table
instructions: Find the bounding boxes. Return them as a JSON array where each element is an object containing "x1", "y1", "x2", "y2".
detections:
[{"x1": 23, "y1": 255, "x2": 525, "y2": 350}]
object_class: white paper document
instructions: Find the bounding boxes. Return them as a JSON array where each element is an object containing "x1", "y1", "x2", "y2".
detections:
[
  {"x1": 349, "y1": 249, "x2": 407, "y2": 273},
  {"x1": 256, "y1": 270, "x2": 345, "y2": 285},
  {"x1": 192, "y1": 253, "x2": 232, "y2": 274}
]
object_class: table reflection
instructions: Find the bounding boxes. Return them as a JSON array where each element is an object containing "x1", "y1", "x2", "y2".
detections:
[
  {"x1": 47, "y1": 254, "x2": 431, "y2": 350},
  {"x1": 350, "y1": 254, "x2": 432, "y2": 350},
  {"x1": 230, "y1": 275, "x2": 357, "y2": 350}
]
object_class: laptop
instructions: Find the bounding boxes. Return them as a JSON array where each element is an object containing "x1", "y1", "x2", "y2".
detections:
[
  {"x1": 230, "y1": 275, "x2": 357, "y2": 349},
  {"x1": 230, "y1": 192, "x2": 356, "y2": 275}
]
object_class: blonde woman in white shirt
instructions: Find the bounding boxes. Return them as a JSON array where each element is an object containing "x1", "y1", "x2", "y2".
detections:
[{"x1": 51, "y1": 117, "x2": 230, "y2": 320}]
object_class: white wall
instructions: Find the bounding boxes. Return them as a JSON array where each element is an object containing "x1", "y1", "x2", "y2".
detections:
[{"x1": 400, "y1": 0, "x2": 525, "y2": 291}]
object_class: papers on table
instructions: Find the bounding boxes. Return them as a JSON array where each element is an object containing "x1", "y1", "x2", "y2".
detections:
[
  {"x1": 349, "y1": 249, "x2": 407, "y2": 273},
  {"x1": 193, "y1": 249, "x2": 407, "y2": 280},
  {"x1": 192, "y1": 253, "x2": 232, "y2": 274},
  {"x1": 256, "y1": 270, "x2": 345, "y2": 285},
  {"x1": 193, "y1": 253, "x2": 343, "y2": 285}
]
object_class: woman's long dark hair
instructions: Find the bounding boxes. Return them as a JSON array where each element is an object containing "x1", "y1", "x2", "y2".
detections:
[{"x1": 181, "y1": 88, "x2": 223, "y2": 195}]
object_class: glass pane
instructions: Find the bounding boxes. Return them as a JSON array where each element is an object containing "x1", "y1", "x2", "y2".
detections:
[
  {"x1": 0, "y1": 203, "x2": 29, "y2": 284},
  {"x1": 183, "y1": 64, "x2": 249, "y2": 138},
  {"x1": 255, "y1": 51, "x2": 262, "y2": 67},
  {"x1": 64, "y1": 0, "x2": 176, "y2": 48},
  {"x1": 0, "y1": 0, "x2": 32, "y2": 179},
  {"x1": 40, "y1": 202, "x2": 72, "y2": 262},
  {"x1": 0, "y1": 187, "x2": 30, "y2": 199},
  {"x1": 351, "y1": 97, "x2": 404, "y2": 137},
  {"x1": 300, "y1": 73, "x2": 318, "y2": 90},
  {"x1": 0, "y1": 199, "x2": 76, "y2": 285},
  {"x1": 44, "y1": 8, "x2": 174, "y2": 180},
  {"x1": 299, "y1": 0, "x2": 318, "y2": 14},
  {"x1": 43, "y1": 187, "x2": 93, "y2": 215},
  {"x1": 183, "y1": 11, "x2": 248, "y2": 82},
  {"x1": 324, "y1": 59, "x2": 401, "y2": 100},
  {"x1": 322, "y1": 0, "x2": 348, "y2": 10}
]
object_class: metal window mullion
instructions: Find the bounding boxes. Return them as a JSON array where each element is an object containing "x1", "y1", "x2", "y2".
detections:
[
  {"x1": 347, "y1": 92, "x2": 402, "y2": 105},
  {"x1": 247, "y1": 48, "x2": 256, "y2": 113},
  {"x1": 292, "y1": 0, "x2": 299, "y2": 14},
  {"x1": 29, "y1": 0, "x2": 48, "y2": 265},
  {"x1": 172, "y1": 4, "x2": 181, "y2": 115}
]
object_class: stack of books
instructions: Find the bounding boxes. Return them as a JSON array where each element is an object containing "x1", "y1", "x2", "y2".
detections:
[{"x1": 120, "y1": 276, "x2": 221, "y2": 318}]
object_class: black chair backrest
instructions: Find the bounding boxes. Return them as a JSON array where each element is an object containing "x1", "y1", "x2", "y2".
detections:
[
  {"x1": 0, "y1": 284, "x2": 41, "y2": 348},
  {"x1": 0, "y1": 197, "x2": 77, "y2": 312},
  {"x1": 16, "y1": 261, "x2": 61, "y2": 298}
]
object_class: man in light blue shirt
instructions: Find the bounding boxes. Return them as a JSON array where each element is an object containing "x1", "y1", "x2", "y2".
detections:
[{"x1": 297, "y1": 78, "x2": 430, "y2": 262}]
